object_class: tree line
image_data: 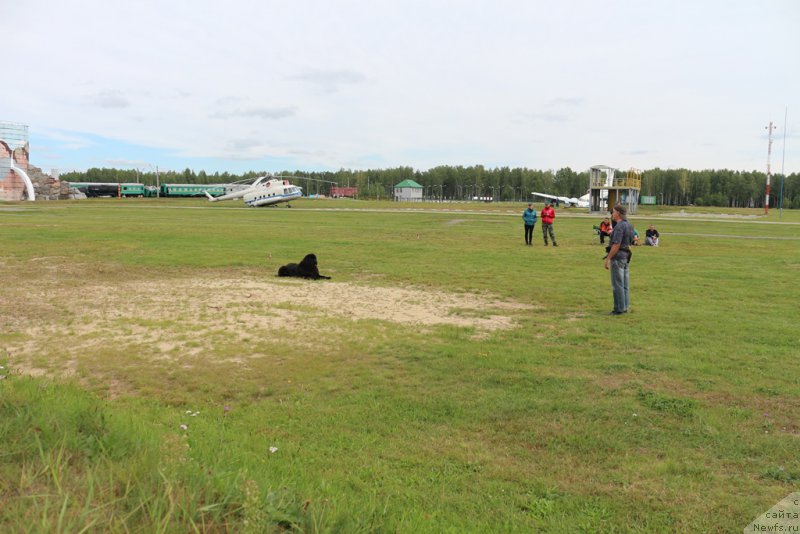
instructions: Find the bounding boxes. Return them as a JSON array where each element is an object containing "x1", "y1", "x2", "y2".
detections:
[{"x1": 60, "y1": 165, "x2": 800, "y2": 209}]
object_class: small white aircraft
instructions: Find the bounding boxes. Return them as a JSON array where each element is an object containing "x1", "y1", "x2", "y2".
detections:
[
  {"x1": 531, "y1": 191, "x2": 590, "y2": 208},
  {"x1": 205, "y1": 176, "x2": 303, "y2": 207}
]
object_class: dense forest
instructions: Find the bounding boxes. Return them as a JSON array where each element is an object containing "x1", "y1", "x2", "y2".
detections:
[{"x1": 60, "y1": 166, "x2": 800, "y2": 209}]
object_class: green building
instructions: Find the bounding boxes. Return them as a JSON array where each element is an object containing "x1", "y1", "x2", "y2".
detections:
[{"x1": 393, "y1": 179, "x2": 423, "y2": 202}]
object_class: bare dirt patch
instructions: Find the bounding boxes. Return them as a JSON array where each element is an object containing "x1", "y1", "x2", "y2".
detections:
[{"x1": 2, "y1": 273, "x2": 535, "y2": 381}]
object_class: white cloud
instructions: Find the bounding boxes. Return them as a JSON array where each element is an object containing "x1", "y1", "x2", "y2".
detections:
[
  {"x1": 289, "y1": 69, "x2": 367, "y2": 94},
  {"x1": 210, "y1": 107, "x2": 297, "y2": 120},
  {"x1": 85, "y1": 90, "x2": 130, "y2": 109}
]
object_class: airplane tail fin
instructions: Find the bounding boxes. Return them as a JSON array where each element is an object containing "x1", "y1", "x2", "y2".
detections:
[{"x1": 204, "y1": 191, "x2": 217, "y2": 202}]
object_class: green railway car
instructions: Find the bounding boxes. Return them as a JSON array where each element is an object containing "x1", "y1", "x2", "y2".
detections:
[
  {"x1": 68, "y1": 182, "x2": 145, "y2": 197},
  {"x1": 160, "y1": 184, "x2": 227, "y2": 197},
  {"x1": 120, "y1": 183, "x2": 146, "y2": 197}
]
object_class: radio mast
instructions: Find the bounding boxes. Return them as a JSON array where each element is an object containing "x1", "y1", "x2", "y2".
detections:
[{"x1": 765, "y1": 121, "x2": 776, "y2": 215}]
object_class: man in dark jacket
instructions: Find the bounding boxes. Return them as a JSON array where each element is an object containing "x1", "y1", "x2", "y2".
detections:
[{"x1": 604, "y1": 204, "x2": 633, "y2": 315}]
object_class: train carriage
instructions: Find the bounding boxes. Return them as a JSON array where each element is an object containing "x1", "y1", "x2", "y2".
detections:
[
  {"x1": 68, "y1": 182, "x2": 146, "y2": 197},
  {"x1": 160, "y1": 184, "x2": 226, "y2": 197}
]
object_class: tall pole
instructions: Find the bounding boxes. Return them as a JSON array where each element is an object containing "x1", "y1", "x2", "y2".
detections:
[
  {"x1": 779, "y1": 107, "x2": 788, "y2": 220},
  {"x1": 765, "y1": 121, "x2": 775, "y2": 215}
]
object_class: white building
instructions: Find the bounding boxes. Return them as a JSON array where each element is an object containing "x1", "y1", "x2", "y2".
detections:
[{"x1": 393, "y1": 179, "x2": 423, "y2": 202}]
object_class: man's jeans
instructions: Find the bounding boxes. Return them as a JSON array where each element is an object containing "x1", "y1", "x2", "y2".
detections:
[{"x1": 610, "y1": 258, "x2": 629, "y2": 312}]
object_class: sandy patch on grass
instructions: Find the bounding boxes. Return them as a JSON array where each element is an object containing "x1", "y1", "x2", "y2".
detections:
[
  {"x1": 198, "y1": 278, "x2": 531, "y2": 329},
  {"x1": 1, "y1": 274, "x2": 534, "y2": 380}
]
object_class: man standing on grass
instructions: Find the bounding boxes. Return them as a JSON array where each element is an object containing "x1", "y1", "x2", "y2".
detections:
[
  {"x1": 541, "y1": 202, "x2": 557, "y2": 246},
  {"x1": 522, "y1": 203, "x2": 537, "y2": 246},
  {"x1": 604, "y1": 204, "x2": 633, "y2": 315}
]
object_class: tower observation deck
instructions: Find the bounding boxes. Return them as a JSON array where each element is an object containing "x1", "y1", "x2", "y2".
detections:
[{"x1": 589, "y1": 165, "x2": 641, "y2": 214}]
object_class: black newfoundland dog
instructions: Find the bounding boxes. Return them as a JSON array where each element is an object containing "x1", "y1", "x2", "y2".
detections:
[{"x1": 277, "y1": 253, "x2": 331, "y2": 280}]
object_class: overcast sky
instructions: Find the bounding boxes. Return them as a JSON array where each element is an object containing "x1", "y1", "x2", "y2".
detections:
[{"x1": 3, "y1": 0, "x2": 799, "y2": 175}]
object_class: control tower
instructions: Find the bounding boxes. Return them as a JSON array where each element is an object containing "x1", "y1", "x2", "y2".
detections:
[{"x1": 589, "y1": 165, "x2": 641, "y2": 214}]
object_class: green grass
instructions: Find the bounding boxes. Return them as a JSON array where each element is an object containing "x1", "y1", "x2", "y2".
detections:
[{"x1": 1, "y1": 198, "x2": 799, "y2": 532}]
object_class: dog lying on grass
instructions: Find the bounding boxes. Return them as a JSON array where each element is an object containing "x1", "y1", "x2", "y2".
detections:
[{"x1": 277, "y1": 253, "x2": 331, "y2": 279}]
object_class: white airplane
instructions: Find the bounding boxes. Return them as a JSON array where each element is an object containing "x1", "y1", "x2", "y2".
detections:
[
  {"x1": 205, "y1": 176, "x2": 303, "y2": 207},
  {"x1": 532, "y1": 191, "x2": 590, "y2": 208}
]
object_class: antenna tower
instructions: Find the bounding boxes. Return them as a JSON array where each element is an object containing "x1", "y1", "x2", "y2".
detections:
[{"x1": 765, "y1": 121, "x2": 776, "y2": 215}]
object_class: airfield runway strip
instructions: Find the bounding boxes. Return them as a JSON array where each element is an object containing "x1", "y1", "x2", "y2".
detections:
[
  {"x1": 75, "y1": 204, "x2": 800, "y2": 222},
  {"x1": 4, "y1": 204, "x2": 800, "y2": 236},
  {"x1": 660, "y1": 232, "x2": 800, "y2": 240}
]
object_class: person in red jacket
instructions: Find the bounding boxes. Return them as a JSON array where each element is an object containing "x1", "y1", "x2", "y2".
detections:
[
  {"x1": 599, "y1": 217, "x2": 613, "y2": 244},
  {"x1": 540, "y1": 202, "x2": 558, "y2": 246}
]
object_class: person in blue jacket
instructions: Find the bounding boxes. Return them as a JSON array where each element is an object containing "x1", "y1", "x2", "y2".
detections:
[{"x1": 522, "y1": 203, "x2": 538, "y2": 246}]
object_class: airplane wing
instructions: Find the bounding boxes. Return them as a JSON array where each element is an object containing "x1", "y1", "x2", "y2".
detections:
[
  {"x1": 531, "y1": 192, "x2": 561, "y2": 202},
  {"x1": 532, "y1": 192, "x2": 575, "y2": 205},
  {"x1": 532, "y1": 192, "x2": 588, "y2": 207}
]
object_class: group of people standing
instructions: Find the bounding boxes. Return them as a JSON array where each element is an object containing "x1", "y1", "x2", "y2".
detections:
[
  {"x1": 522, "y1": 202, "x2": 557, "y2": 247},
  {"x1": 522, "y1": 202, "x2": 662, "y2": 316}
]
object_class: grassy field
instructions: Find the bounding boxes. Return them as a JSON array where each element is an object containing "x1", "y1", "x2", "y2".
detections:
[{"x1": 1, "y1": 198, "x2": 798, "y2": 533}]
